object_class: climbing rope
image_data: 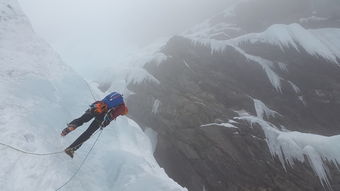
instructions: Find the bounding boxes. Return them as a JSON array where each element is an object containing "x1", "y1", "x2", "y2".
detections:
[
  {"x1": 84, "y1": 80, "x2": 97, "y2": 101},
  {"x1": 55, "y1": 129, "x2": 103, "y2": 191},
  {"x1": 0, "y1": 142, "x2": 64, "y2": 155},
  {"x1": 0, "y1": 129, "x2": 103, "y2": 190},
  {"x1": 0, "y1": 79, "x2": 103, "y2": 189},
  {"x1": 0, "y1": 77, "x2": 102, "y2": 156},
  {"x1": 0, "y1": 129, "x2": 101, "y2": 156}
]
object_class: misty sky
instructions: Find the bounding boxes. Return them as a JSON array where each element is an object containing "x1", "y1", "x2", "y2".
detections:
[{"x1": 18, "y1": 0, "x2": 233, "y2": 79}]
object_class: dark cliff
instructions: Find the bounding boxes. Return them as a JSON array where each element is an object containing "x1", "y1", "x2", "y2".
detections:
[{"x1": 123, "y1": 1, "x2": 340, "y2": 190}]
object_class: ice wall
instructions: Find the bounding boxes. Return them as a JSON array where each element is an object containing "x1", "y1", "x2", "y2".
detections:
[{"x1": 0, "y1": 1, "x2": 186, "y2": 190}]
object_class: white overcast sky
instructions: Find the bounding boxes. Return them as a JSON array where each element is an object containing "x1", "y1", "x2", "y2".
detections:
[{"x1": 18, "y1": 0, "x2": 232, "y2": 78}]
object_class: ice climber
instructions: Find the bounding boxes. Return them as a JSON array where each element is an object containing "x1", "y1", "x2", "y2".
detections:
[{"x1": 61, "y1": 92, "x2": 128, "y2": 158}]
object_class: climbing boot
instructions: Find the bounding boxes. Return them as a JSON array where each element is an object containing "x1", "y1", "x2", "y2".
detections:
[
  {"x1": 61, "y1": 124, "x2": 77, "y2": 136},
  {"x1": 64, "y1": 148, "x2": 75, "y2": 158}
]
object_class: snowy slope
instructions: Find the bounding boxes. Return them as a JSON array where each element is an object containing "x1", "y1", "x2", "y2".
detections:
[
  {"x1": 235, "y1": 101, "x2": 340, "y2": 189},
  {"x1": 232, "y1": 24, "x2": 340, "y2": 65},
  {"x1": 186, "y1": 23, "x2": 340, "y2": 67},
  {"x1": 183, "y1": 23, "x2": 340, "y2": 93},
  {"x1": 0, "y1": 1, "x2": 186, "y2": 190}
]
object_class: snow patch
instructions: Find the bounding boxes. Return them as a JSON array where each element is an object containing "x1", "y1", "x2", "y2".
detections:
[
  {"x1": 277, "y1": 62, "x2": 288, "y2": 72},
  {"x1": 152, "y1": 99, "x2": 161, "y2": 114},
  {"x1": 310, "y1": 28, "x2": 340, "y2": 63},
  {"x1": 234, "y1": 23, "x2": 340, "y2": 64},
  {"x1": 235, "y1": 114, "x2": 340, "y2": 189},
  {"x1": 253, "y1": 99, "x2": 279, "y2": 119},
  {"x1": 288, "y1": 81, "x2": 301, "y2": 94},
  {"x1": 299, "y1": 16, "x2": 328, "y2": 24},
  {"x1": 144, "y1": 128, "x2": 158, "y2": 153},
  {"x1": 189, "y1": 38, "x2": 228, "y2": 54},
  {"x1": 200, "y1": 122, "x2": 238, "y2": 129},
  {"x1": 228, "y1": 119, "x2": 238, "y2": 124},
  {"x1": 125, "y1": 67, "x2": 160, "y2": 85},
  {"x1": 185, "y1": 23, "x2": 340, "y2": 93},
  {"x1": 186, "y1": 38, "x2": 283, "y2": 92},
  {"x1": 233, "y1": 46, "x2": 283, "y2": 92},
  {"x1": 183, "y1": 60, "x2": 195, "y2": 73},
  {"x1": 152, "y1": 52, "x2": 168, "y2": 67},
  {"x1": 298, "y1": 96, "x2": 306, "y2": 105},
  {"x1": 184, "y1": 21, "x2": 240, "y2": 40}
]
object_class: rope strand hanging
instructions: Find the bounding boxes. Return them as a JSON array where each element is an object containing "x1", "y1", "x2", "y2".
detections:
[
  {"x1": 55, "y1": 130, "x2": 103, "y2": 191},
  {"x1": 0, "y1": 142, "x2": 64, "y2": 155},
  {"x1": 0, "y1": 129, "x2": 103, "y2": 191},
  {"x1": 0, "y1": 130, "x2": 101, "y2": 156},
  {"x1": 84, "y1": 80, "x2": 97, "y2": 101}
]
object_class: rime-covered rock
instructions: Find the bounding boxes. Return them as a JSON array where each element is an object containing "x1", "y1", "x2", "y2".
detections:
[{"x1": 126, "y1": 1, "x2": 340, "y2": 190}]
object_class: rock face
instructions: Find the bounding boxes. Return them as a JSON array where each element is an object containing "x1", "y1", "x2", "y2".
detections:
[{"x1": 125, "y1": 1, "x2": 340, "y2": 191}]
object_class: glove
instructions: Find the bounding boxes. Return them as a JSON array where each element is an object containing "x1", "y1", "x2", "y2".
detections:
[{"x1": 61, "y1": 124, "x2": 77, "y2": 136}]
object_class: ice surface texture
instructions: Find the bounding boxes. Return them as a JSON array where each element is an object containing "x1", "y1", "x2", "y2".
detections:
[{"x1": 0, "y1": 1, "x2": 186, "y2": 190}]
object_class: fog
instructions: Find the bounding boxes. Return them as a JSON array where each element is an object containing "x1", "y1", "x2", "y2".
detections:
[{"x1": 18, "y1": 0, "x2": 233, "y2": 79}]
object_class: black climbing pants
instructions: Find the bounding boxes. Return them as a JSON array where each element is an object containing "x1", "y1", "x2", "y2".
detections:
[{"x1": 67, "y1": 109, "x2": 105, "y2": 151}]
